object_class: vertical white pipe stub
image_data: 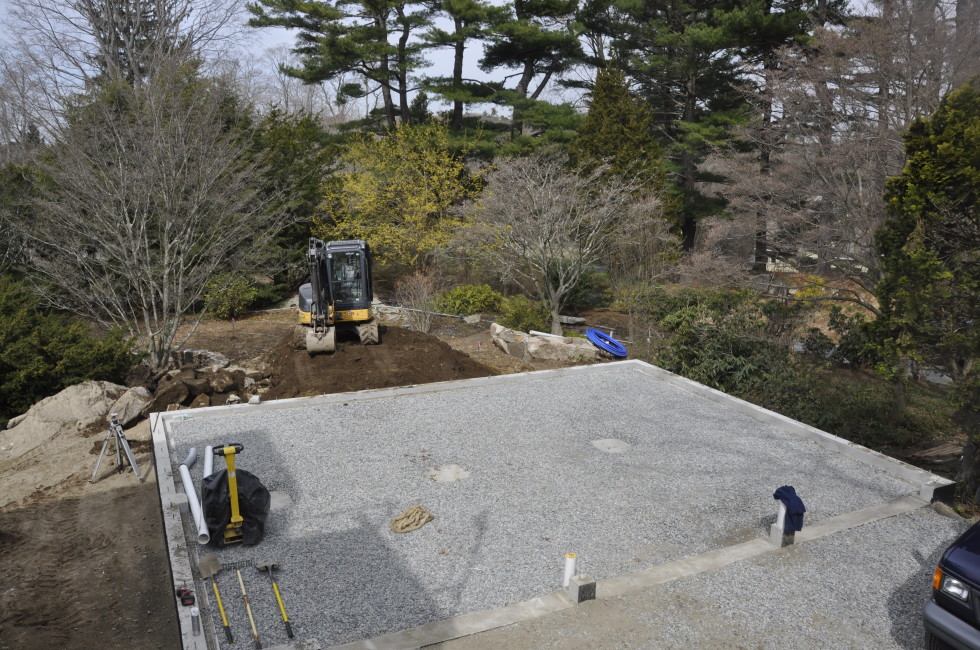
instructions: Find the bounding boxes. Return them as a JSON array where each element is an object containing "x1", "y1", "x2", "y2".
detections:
[
  {"x1": 203, "y1": 446, "x2": 214, "y2": 478},
  {"x1": 776, "y1": 501, "x2": 787, "y2": 533},
  {"x1": 563, "y1": 552, "x2": 578, "y2": 587}
]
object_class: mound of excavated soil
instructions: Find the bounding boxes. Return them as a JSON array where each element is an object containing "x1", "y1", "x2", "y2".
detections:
[{"x1": 262, "y1": 325, "x2": 497, "y2": 400}]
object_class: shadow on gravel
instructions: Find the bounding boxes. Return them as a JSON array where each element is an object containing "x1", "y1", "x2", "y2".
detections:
[
  {"x1": 314, "y1": 516, "x2": 447, "y2": 645},
  {"x1": 888, "y1": 547, "x2": 951, "y2": 648}
]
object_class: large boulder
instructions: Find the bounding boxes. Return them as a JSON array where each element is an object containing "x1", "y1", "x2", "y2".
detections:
[
  {"x1": 189, "y1": 394, "x2": 211, "y2": 409},
  {"x1": 142, "y1": 377, "x2": 190, "y2": 416},
  {"x1": 490, "y1": 323, "x2": 530, "y2": 360},
  {"x1": 210, "y1": 369, "x2": 237, "y2": 394},
  {"x1": 180, "y1": 375, "x2": 211, "y2": 396},
  {"x1": 109, "y1": 386, "x2": 153, "y2": 427},
  {"x1": 525, "y1": 333, "x2": 600, "y2": 361},
  {"x1": 125, "y1": 418, "x2": 152, "y2": 442},
  {"x1": 0, "y1": 381, "x2": 127, "y2": 462}
]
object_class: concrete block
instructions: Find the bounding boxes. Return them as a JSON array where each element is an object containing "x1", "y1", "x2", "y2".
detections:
[
  {"x1": 169, "y1": 492, "x2": 189, "y2": 514},
  {"x1": 769, "y1": 523, "x2": 794, "y2": 547},
  {"x1": 565, "y1": 575, "x2": 596, "y2": 603}
]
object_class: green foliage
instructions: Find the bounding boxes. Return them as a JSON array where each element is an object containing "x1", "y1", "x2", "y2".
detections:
[
  {"x1": 644, "y1": 285, "x2": 955, "y2": 450},
  {"x1": 436, "y1": 284, "x2": 503, "y2": 315},
  {"x1": 204, "y1": 274, "x2": 258, "y2": 320},
  {"x1": 571, "y1": 65, "x2": 666, "y2": 189},
  {"x1": 875, "y1": 76, "x2": 980, "y2": 377},
  {"x1": 409, "y1": 91, "x2": 432, "y2": 124},
  {"x1": 316, "y1": 121, "x2": 480, "y2": 267},
  {"x1": 0, "y1": 279, "x2": 137, "y2": 427},
  {"x1": 253, "y1": 110, "x2": 339, "y2": 286},
  {"x1": 552, "y1": 267, "x2": 612, "y2": 313},
  {"x1": 248, "y1": 0, "x2": 431, "y2": 127},
  {"x1": 499, "y1": 294, "x2": 550, "y2": 333},
  {"x1": 653, "y1": 289, "x2": 798, "y2": 396},
  {"x1": 873, "y1": 76, "x2": 980, "y2": 487}
]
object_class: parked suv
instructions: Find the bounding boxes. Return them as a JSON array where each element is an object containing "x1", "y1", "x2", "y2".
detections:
[{"x1": 925, "y1": 521, "x2": 980, "y2": 649}]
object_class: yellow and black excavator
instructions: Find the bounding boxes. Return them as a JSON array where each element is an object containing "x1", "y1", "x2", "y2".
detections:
[{"x1": 297, "y1": 238, "x2": 379, "y2": 354}]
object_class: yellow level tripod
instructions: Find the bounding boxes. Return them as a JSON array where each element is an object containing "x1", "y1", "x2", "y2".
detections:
[{"x1": 213, "y1": 443, "x2": 244, "y2": 545}]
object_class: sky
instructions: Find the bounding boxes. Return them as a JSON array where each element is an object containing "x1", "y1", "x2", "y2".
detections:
[{"x1": 0, "y1": 0, "x2": 504, "y2": 108}]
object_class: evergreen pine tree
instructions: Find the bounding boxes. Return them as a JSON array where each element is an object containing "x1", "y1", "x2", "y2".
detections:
[{"x1": 571, "y1": 65, "x2": 665, "y2": 188}]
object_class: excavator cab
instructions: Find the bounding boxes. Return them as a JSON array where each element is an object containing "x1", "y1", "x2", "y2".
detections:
[{"x1": 297, "y1": 238, "x2": 379, "y2": 354}]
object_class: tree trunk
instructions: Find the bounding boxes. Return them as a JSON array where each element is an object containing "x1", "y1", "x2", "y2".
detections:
[
  {"x1": 374, "y1": 14, "x2": 397, "y2": 128},
  {"x1": 551, "y1": 308, "x2": 562, "y2": 335},
  {"x1": 753, "y1": 49, "x2": 775, "y2": 273},
  {"x1": 890, "y1": 376, "x2": 907, "y2": 424},
  {"x1": 396, "y1": 6, "x2": 411, "y2": 124},
  {"x1": 680, "y1": 72, "x2": 698, "y2": 252},
  {"x1": 512, "y1": 60, "x2": 534, "y2": 137},
  {"x1": 451, "y1": 17, "x2": 465, "y2": 130},
  {"x1": 955, "y1": 402, "x2": 980, "y2": 500}
]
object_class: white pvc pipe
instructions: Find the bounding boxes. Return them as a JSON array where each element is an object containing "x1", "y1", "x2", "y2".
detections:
[
  {"x1": 776, "y1": 501, "x2": 787, "y2": 533},
  {"x1": 178, "y1": 463, "x2": 210, "y2": 545},
  {"x1": 563, "y1": 552, "x2": 578, "y2": 587},
  {"x1": 182, "y1": 447, "x2": 197, "y2": 469},
  {"x1": 529, "y1": 330, "x2": 565, "y2": 338},
  {"x1": 203, "y1": 446, "x2": 214, "y2": 478}
]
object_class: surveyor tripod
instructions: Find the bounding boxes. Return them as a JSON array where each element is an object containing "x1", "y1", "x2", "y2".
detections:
[{"x1": 91, "y1": 413, "x2": 144, "y2": 483}]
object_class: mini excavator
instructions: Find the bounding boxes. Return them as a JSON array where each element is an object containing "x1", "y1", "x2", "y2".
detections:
[{"x1": 297, "y1": 238, "x2": 379, "y2": 355}]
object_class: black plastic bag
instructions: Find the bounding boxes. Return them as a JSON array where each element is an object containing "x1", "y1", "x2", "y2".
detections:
[{"x1": 202, "y1": 468, "x2": 271, "y2": 546}]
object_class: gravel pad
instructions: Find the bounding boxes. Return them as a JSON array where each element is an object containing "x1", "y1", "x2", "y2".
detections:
[{"x1": 168, "y1": 364, "x2": 925, "y2": 647}]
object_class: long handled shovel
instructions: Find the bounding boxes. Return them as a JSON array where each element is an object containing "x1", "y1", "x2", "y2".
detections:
[{"x1": 199, "y1": 554, "x2": 233, "y2": 643}]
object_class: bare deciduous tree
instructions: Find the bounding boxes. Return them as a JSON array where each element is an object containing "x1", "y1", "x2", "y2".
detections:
[
  {"x1": 20, "y1": 64, "x2": 291, "y2": 369},
  {"x1": 0, "y1": 49, "x2": 46, "y2": 165},
  {"x1": 4, "y1": 0, "x2": 244, "y2": 127},
  {"x1": 707, "y1": 0, "x2": 980, "y2": 309},
  {"x1": 465, "y1": 152, "x2": 663, "y2": 334},
  {"x1": 393, "y1": 269, "x2": 444, "y2": 334},
  {"x1": 241, "y1": 45, "x2": 373, "y2": 125}
]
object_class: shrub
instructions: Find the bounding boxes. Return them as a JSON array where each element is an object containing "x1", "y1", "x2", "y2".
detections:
[
  {"x1": 552, "y1": 267, "x2": 612, "y2": 312},
  {"x1": 0, "y1": 278, "x2": 137, "y2": 427},
  {"x1": 435, "y1": 284, "x2": 503, "y2": 315},
  {"x1": 205, "y1": 274, "x2": 259, "y2": 320},
  {"x1": 394, "y1": 270, "x2": 443, "y2": 333},
  {"x1": 499, "y1": 295, "x2": 550, "y2": 333},
  {"x1": 651, "y1": 288, "x2": 814, "y2": 398}
]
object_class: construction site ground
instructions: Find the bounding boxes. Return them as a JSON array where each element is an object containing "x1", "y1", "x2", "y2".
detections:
[
  {"x1": 0, "y1": 309, "x2": 584, "y2": 650},
  {"x1": 1, "y1": 307, "x2": 967, "y2": 650}
]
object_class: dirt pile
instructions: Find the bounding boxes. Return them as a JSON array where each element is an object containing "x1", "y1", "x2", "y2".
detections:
[{"x1": 263, "y1": 325, "x2": 497, "y2": 400}]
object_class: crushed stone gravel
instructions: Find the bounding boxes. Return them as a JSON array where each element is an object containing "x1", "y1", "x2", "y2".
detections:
[{"x1": 168, "y1": 364, "x2": 935, "y2": 647}]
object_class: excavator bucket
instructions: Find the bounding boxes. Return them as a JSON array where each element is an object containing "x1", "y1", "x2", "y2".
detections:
[{"x1": 306, "y1": 326, "x2": 336, "y2": 354}]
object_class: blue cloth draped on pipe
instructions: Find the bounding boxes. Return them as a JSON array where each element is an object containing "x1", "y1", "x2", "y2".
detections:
[{"x1": 773, "y1": 485, "x2": 806, "y2": 533}]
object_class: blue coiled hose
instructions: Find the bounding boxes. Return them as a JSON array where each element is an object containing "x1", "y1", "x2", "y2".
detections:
[{"x1": 585, "y1": 328, "x2": 628, "y2": 357}]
